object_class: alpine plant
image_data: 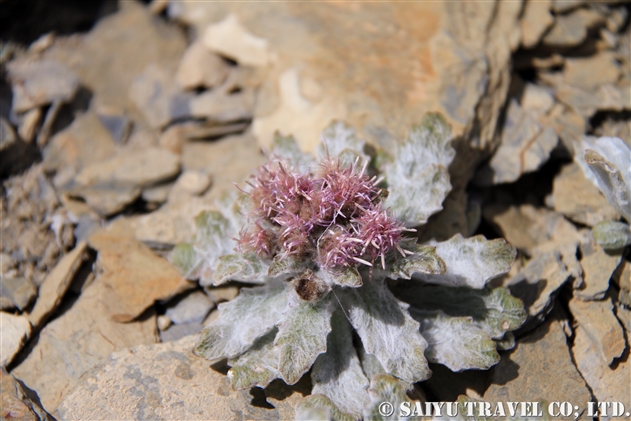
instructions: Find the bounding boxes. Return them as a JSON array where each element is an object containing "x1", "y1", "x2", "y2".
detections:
[{"x1": 170, "y1": 113, "x2": 527, "y2": 420}]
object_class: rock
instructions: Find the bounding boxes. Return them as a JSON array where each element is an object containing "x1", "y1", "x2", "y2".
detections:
[
  {"x1": 1, "y1": 368, "x2": 50, "y2": 421},
  {"x1": 607, "y1": 6, "x2": 629, "y2": 33},
  {"x1": 613, "y1": 260, "x2": 631, "y2": 307},
  {"x1": 0, "y1": 312, "x2": 31, "y2": 367},
  {"x1": 128, "y1": 64, "x2": 193, "y2": 129},
  {"x1": 555, "y1": 82, "x2": 628, "y2": 117},
  {"x1": 0, "y1": 117, "x2": 17, "y2": 152},
  {"x1": 55, "y1": 335, "x2": 300, "y2": 420},
  {"x1": 142, "y1": 183, "x2": 173, "y2": 205},
  {"x1": 87, "y1": 228, "x2": 190, "y2": 323},
  {"x1": 165, "y1": 291, "x2": 215, "y2": 325},
  {"x1": 17, "y1": 108, "x2": 42, "y2": 143},
  {"x1": 159, "y1": 322, "x2": 204, "y2": 343},
  {"x1": 543, "y1": 105, "x2": 585, "y2": 155},
  {"x1": 477, "y1": 99, "x2": 558, "y2": 184},
  {"x1": 96, "y1": 107, "x2": 131, "y2": 145},
  {"x1": 168, "y1": 170, "x2": 213, "y2": 199},
  {"x1": 189, "y1": 89, "x2": 254, "y2": 122},
  {"x1": 484, "y1": 311, "x2": 592, "y2": 416},
  {"x1": 521, "y1": 83, "x2": 554, "y2": 114},
  {"x1": 571, "y1": 306, "x2": 630, "y2": 411},
  {"x1": 75, "y1": 147, "x2": 180, "y2": 188},
  {"x1": 66, "y1": 184, "x2": 141, "y2": 217},
  {"x1": 28, "y1": 32, "x2": 55, "y2": 54},
  {"x1": 43, "y1": 0, "x2": 186, "y2": 110},
  {"x1": 158, "y1": 121, "x2": 249, "y2": 154},
  {"x1": 576, "y1": 241, "x2": 622, "y2": 301},
  {"x1": 6, "y1": 59, "x2": 79, "y2": 113},
  {"x1": 0, "y1": 277, "x2": 37, "y2": 312},
  {"x1": 506, "y1": 251, "x2": 571, "y2": 332},
  {"x1": 520, "y1": 0, "x2": 554, "y2": 48},
  {"x1": 11, "y1": 275, "x2": 157, "y2": 413},
  {"x1": 550, "y1": 0, "x2": 585, "y2": 13},
  {"x1": 542, "y1": 8, "x2": 605, "y2": 48},
  {"x1": 202, "y1": 14, "x2": 271, "y2": 67},
  {"x1": 563, "y1": 51, "x2": 621, "y2": 90},
  {"x1": 205, "y1": 285, "x2": 240, "y2": 303},
  {"x1": 27, "y1": 242, "x2": 87, "y2": 329},
  {"x1": 157, "y1": 315, "x2": 172, "y2": 331},
  {"x1": 551, "y1": 163, "x2": 620, "y2": 226},
  {"x1": 176, "y1": 42, "x2": 230, "y2": 90},
  {"x1": 568, "y1": 297, "x2": 625, "y2": 365}
]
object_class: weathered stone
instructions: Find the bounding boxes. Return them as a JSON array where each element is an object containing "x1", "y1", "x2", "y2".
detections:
[
  {"x1": 0, "y1": 312, "x2": 31, "y2": 367},
  {"x1": 66, "y1": 184, "x2": 141, "y2": 217},
  {"x1": 563, "y1": 52, "x2": 621, "y2": 90},
  {"x1": 506, "y1": 252, "x2": 571, "y2": 332},
  {"x1": 189, "y1": 89, "x2": 254, "y2": 122},
  {"x1": 165, "y1": 291, "x2": 215, "y2": 325},
  {"x1": 551, "y1": 163, "x2": 620, "y2": 226},
  {"x1": 576, "y1": 241, "x2": 622, "y2": 301},
  {"x1": 28, "y1": 32, "x2": 55, "y2": 54},
  {"x1": 176, "y1": 41, "x2": 230, "y2": 90},
  {"x1": 158, "y1": 121, "x2": 249, "y2": 154},
  {"x1": 521, "y1": 83, "x2": 554, "y2": 114},
  {"x1": 6, "y1": 59, "x2": 79, "y2": 113},
  {"x1": 27, "y1": 242, "x2": 87, "y2": 329},
  {"x1": 484, "y1": 313, "x2": 592, "y2": 419},
  {"x1": 613, "y1": 260, "x2": 631, "y2": 307},
  {"x1": 0, "y1": 277, "x2": 36, "y2": 312},
  {"x1": 520, "y1": 0, "x2": 554, "y2": 48},
  {"x1": 1, "y1": 368, "x2": 50, "y2": 421},
  {"x1": 142, "y1": 183, "x2": 172, "y2": 205},
  {"x1": 168, "y1": 170, "x2": 213, "y2": 199},
  {"x1": 202, "y1": 14, "x2": 271, "y2": 67},
  {"x1": 157, "y1": 315, "x2": 172, "y2": 331},
  {"x1": 543, "y1": 105, "x2": 585, "y2": 155},
  {"x1": 17, "y1": 108, "x2": 42, "y2": 143},
  {"x1": 568, "y1": 297, "x2": 625, "y2": 365},
  {"x1": 542, "y1": 8, "x2": 605, "y2": 47},
  {"x1": 0, "y1": 117, "x2": 17, "y2": 152},
  {"x1": 555, "y1": 82, "x2": 628, "y2": 117},
  {"x1": 87, "y1": 228, "x2": 190, "y2": 323},
  {"x1": 159, "y1": 322, "x2": 204, "y2": 343},
  {"x1": 550, "y1": 0, "x2": 585, "y2": 13},
  {"x1": 96, "y1": 106, "x2": 131, "y2": 145},
  {"x1": 11, "y1": 276, "x2": 157, "y2": 413},
  {"x1": 75, "y1": 147, "x2": 180, "y2": 188},
  {"x1": 55, "y1": 335, "x2": 301, "y2": 420},
  {"x1": 205, "y1": 285, "x2": 240, "y2": 303}
]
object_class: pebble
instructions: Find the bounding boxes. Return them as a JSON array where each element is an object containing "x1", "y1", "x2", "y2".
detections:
[
  {"x1": 0, "y1": 312, "x2": 31, "y2": 367},
  {"x1": 176, "y1": 42, "x2": 230, "y2": 90},
  {"x1": 165, "y1": 290, "x2": 215, "y2": 325},
  {"x1": 202, "y1": 14, "x2": 270, "y2": 67},
  {"x1": 157, "y1": 314, "x2": 172, "y2": 331},
  {"x1": 0, "y1": 277, "x2": 37, "y2": 312}
]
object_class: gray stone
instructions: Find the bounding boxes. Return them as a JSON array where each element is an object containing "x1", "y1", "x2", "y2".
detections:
[
  {"x1": 176, "y1": 41, "x2": 230, "y2": 90},
  {"x1": 165, "y1": 291, "x2": 215, "y2": 325},
  {"x1": 0, "y1": 312, "x2": 31, "y2": 367},
  {"x1": 159, "y1": 322, "x2": 204, "y2": 343},
  {"x1": 96, "y1": 107, "x2": 131, "y2": 145},
  {"x1": 6, "y1": 59, "x2": 79, "y2": 113},
  {"x1": 55, "y1": 335, "x2": 300, "y2": 420},
  {"x1": 563, "y1": 51, "x2": 621, "y2": 90},
  {"x1": 0, "y1": 277, "x2": 37, "y2": 311},
  {"x1": 141, "y1": 183, "x2": 173, "y2": 205},
  {"x1": 542, "y1": 8, "x2": 605, "y2": 47}
]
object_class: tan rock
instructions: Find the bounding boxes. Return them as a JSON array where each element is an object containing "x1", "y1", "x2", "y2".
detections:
[
  {"x1": 1, "y1": 368, "x2": 49, "y2": 421},
  {"x1": 520, "y1": 0, "x2": 554, "y2": 48},
  {"x1": 189, "y1": 88, "x2": 254, "y2": 122},
  {"x1": 17, "y1": 108, "x2": 42, "y2": 143},
  {"x1": 563, "y1": 52, "x2": 621, "y2": 91},
  {"x1": 176, "y1": 42, "x2": 230, "y2": 90},
  {"x1": 28, "y1": 242, "x2": 87, "y2": 329},
  {"x1": 168, "y1": 170, "x2": 213, "y2": 199},
  {"x1": 577, "y1": 241, "x2": 622, "y2": 301},
  {"x1": 0, "y1": 312, "x2": 31, "y2": 367},
  {"x1": 87, "y1": 229, "x2": 190, "y2": 322},
  {"x1": 55, "y1": 335, "x2": 302, "y2": 420},
  {"x1": 542, "y1": 8, "x2": 604, "y2": 47},
  {"x1": 11, "y1": 276, "x2": 157, "y2": 413},
  {"x1": 205, "y1": 285, "x2": 240, "y2": 303}
]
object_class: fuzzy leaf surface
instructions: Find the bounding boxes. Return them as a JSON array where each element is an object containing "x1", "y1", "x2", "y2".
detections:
[
  {"x1": 393, "y1": 284, "x2": 526, "y2": 339},
  {"x1": 383, "y1": 113, "x2": 455, "y2": 227},
  {"x1": 228, "y1": 329, "x2": 280, "y2": 390},
  {"x1": 271, "y1": 132, "x2": 314, "y2": 173},
  {"x1": 311, "y1": 310, "x2": 370, "y2": 418},
  {"x1": 267, "y1": 254, "x2": 305, "y2": 278},
  {"x1": 341, "y1": 280, "x2": 431, "y2": 383},
  {"x1": 192, "y1": 210, "x2": 238, "y2": 286},
  {"x1": 295, "y1": 394, "x2": 357, "y2": 421},
  {"x1": 388, "y1": 244, "x2": 446, "y2": 280},
  {"x1": 317, "y1": 121, "x2": 370, "y2": 167},
  {"x1": 591, "y1": 220, "x2": 631, "y2": 250},
  {"x1": 194, "y1": 283, "x2": 287, "y2": 361},
  {"x1": 169, "y1": 242, "x2": 201, "y2": 279},
  {"x1": 321, "y1": 266, "x2": 363, "y2": 288},
  {"x1": 417, "y1": 234, "x2": 516, "y2": 289},
  {"x1": 275, "y1": 296, "x2": 333, "y2": 385},
  {"x1": 213, "y1": 253, "x2": 268, "y2": 285},
  {"x1": 364, "y1": 374, "x2": 413, "y2": 421},
  {"x1": 413, "y1": 310, "x2": 500, "y2": 371}
]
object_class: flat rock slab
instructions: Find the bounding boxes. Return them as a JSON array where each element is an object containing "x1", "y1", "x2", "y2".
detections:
[
  {"x1": 0, "y1": 312, "x2": 31, "y2": 367},
  {"x1": 88, "y1": 228, "x2": 190, "y2": 322},
  {"x1": 11, "y1": 276, "x2": 157, "y2": 413},
  {"x1": 56, "y1": 335, "x2": 301, "y2": 421},
  {"x1": 1, "y1": 368, "x2": 50, "y2": 421},
  {"x1": 484, "y1": 312, "x2": 592, "y2": 419},
  {"x1": 576, "y1": 241, "x2": 622, "y2": 301}
]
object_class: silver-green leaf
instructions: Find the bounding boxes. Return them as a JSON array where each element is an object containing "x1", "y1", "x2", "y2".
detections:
[
  {"x1": 228, "y1": 329, "x2": 280, "y2": 390},
  {"x1": 321, "y1": 266, "x2": 363, "y2": 288},
  {"x1": 591, "y1": 220, "x2": 631, "y2": 250},
  {"x1": 295, "y1": 394, "x2": 358, "y2": 421},
  {"x1": 364, "y1": 374, "x2": 413, "y2": 421},
  {"x1": 212, "y1": 253, "x2": 268, "y2": 285},
  {"x1": 317, "y1": 121, "x2": 370, "y2": 167},
  {"x1": 388, "y1": 245, "x2": 446, "y2": 280}
]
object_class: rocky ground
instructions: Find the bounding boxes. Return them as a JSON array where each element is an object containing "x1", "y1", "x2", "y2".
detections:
[{"x1": 1, "y1": 1, "x2": 630, "y2": 420}]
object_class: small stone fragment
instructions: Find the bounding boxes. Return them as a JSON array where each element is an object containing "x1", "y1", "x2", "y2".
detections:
[
  {"x1": 0, "y1": 277, "x2": 36, "y2": 312},
  {"x1": 520, "y1": 0, "x2": 554, "y2": 48},
  {"x1": 202, "y1": 14, "x2": 270, "y2": 67},
  {"x1": 521, "y1": 83, "x2": 554, "y2": 114},
  {"x1": 159, "y1": 322, "x2": 204, "y2": 342},
  {"x1": 189, "y1": 89, "x2": 254, "y2": 122},
  {"x1": 169, "y1": 170, "x2": 212, "y2": 199},
  {"x1": 0, "y1": 117, "x2": 17, "y2": 152},
  {"x1": 96, "y1": 107, "x2": 131, "y2": 145},
  {"x1": 176, "y1": 42, "x2": 230, "y2": 90},
  {"x1": 563, "y1": 52, "x2": 621, "y2": 90},
  {"x1": 141, "y1": 183, "x2": 172, "y2": 205},
  {"x1": 542, "y1": 8, "x2": 605, "y2": 48},
  {"x1": 555, "y1": 83, "x2": 627, "y2": 117},
  {"x1": 67, "y1": 184, "x2": 141, "y2": 217},
  {"x1": 165, "y1": 290, "x2": 215, "y2": 325},
  {"x1": 28, "y1": 32, "x2": 55, "y2": 54},
  {"x1": 576, "y1": 241, "x2": 622, "y2": 301},
  {"x1": 205, "y1": 285, "x2": 240, "y2": 303},
  {"x1": 0, "y1": 312, "x2": 31, "y2": 367},
  {"x1": 568, "y1": 297, "x2": 625, "y2": 365},
  {"x1": 17, "y1": 108, "x2": 42, "y2": 143},
  {"x1": 1, "y1": 367, "x2": 49, "y2": 421},
  {"x1": 157, "y1": 314, "x2": 172, "y2": 331},
  {"x1": 6, "y1": 59, "x2": 80, "y2": 113},
  {"x1": 613, "y1": 260, "x2": 631, "y2": 307}
]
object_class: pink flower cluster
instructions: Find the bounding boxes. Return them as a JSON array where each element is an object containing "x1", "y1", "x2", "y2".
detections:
[{"x1": 238, "y1": 156, "x2": 410, "y2": 269}]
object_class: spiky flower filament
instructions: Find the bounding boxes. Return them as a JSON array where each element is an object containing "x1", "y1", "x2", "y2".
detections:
[{"x1": 238, "y1": 156, "x2": 407, "y2": 269}]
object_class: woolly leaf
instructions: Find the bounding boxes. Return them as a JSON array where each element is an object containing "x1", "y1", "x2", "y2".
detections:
[
  {"x1": 228, "y1": 329, "x2": 280, "y2": 390},
  {"x1": 215, "y1": 190, "x2": 250, "y2": 233},
  {"x1": 494, "y1": 331, "x2": 516, "y2": 351},
  {"x1": 268, "y1": 254, "x2": 305, "y2": 278},
  {"x1": 393, "y1": 284, "x2": 526, "y2": 339},
  {"x1": 317, "y1": 121, "x2": 370, "y2": 167},
  {"x1": 311, "y1": 310, "x2": 370, "y2": 418},
  {"x1": 295, "y1": 394, "x2": 357, "y2": 421},
  {"x1": 212, "y1": 253, "x2": 268, "y2": 285},
  {"x1": 169, "y1": 242, "x2": 201, "y2": 279},
  {"x1": 275, "y1": 296, "x2": 333, "y2": 385},
  {"x1": 271, "y1": 132, "x2": 314, "y2": 173},
  {"x1": 193, "y1": 210, "x2": 238, "y2": 287},
  {"x1": 383, "y1": 113, "x2": 455, "y2": 227},
  {"x1": 388, "y1": 245, "x2": 446, "y2": 280},
  {"x1": 194, "y1": 283, "x2": 287, "y2": 361},
  {"x1": 591, "y1": 220, "x2": 631, "y2": 250},
  {"x1": 576, "y1": 136, "x2": 631, "y2": 222},
  {"x1": 340, "y1": 279, "x2": 431, "y2": 383},
  {"x1": 364, "y1": 374, "x2": 413, "y2": 421},
  {"x1": 321, "y1": 266, "x2": 363, "y2": 288},
  {"x1": 417, "y1": 234, "x2": 516, "y2": 289},
  {"x1": 413, "y1": 310, "x2": 500, "y2": 371}
]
